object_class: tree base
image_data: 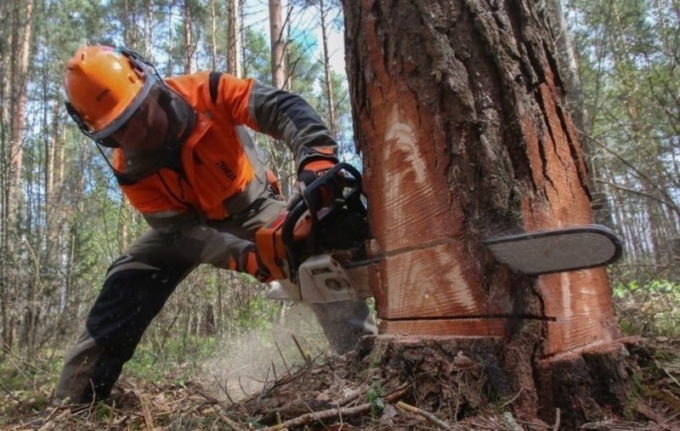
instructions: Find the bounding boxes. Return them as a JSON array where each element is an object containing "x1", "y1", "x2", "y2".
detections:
[
  {"x1": 536, "y1": 337, "x2": 646, "y2": 428},
  {"x1": 218, "y1": 334, "x2": 679, "y2": 430},
  {"x1": 349, "y1": 335, "x2": 650, "y2": 429}
]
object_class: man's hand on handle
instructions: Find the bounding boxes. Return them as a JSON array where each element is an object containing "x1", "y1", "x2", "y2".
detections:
[
  {"x1": 287, "y1": 159, "x2": 337, "y2": 210},
  {"x1": 227, "y1": 244, "x2": 273, "y2": 282}
]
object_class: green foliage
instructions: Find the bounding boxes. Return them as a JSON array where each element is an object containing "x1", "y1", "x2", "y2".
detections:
[
  {"x1": 127, "y1": 335, "x2": 220, "y2": 383},
  {"x1": 614, "y1": 279, "x2": 680, "y2": 337},
  {"x1": 242, "y1": 28, "x2": 271, "y2": 82},
  {"x1": 366, "y1": 378, "x2": 385, "y2": 417},
  {"x1": 564, "y1": 0, "x2": 679, "y2": 275},
  {"x1": 0, "y1": 351, "x2": 62, "y2": 420},
  {"x1": 233, "y1": 296, "x2": 282, "y2": 332}
]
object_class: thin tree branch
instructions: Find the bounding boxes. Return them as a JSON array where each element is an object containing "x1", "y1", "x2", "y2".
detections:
[
  {"x1": 586, "y1": 132, "x2": 679, "y2": 215},
  {"x1": 594, "y1": 179, "x2": 680, "y2": 216}
]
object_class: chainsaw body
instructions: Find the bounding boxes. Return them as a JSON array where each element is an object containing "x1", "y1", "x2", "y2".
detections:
[{"x1": 255, "y1": 163, "x2": 372, "y2": 303}]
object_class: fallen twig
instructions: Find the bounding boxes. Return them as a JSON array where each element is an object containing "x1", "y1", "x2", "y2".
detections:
[
  {"x1": 0, "y1": 380, "x2": 22, "y2": 403},
  {"x1": 107, "y1": 401, "x2": 116, "y2": 429},
  {"x1": 396, "y1": 401, "x2": 452, "y2": 430},
  {"x1": 500, "y1": 387, "x2": 523, "y2": 408},
  {"x1": 36, "y1": 406, "x2": 61, "y2": 431},
  {"x1": 274, "y1": 341, "x2": 291, "y2": 375},
  {"x1": 271, "y1": 361, "x2": 278, "y2": 380},
  {"x1": 139, "y1": 394, "x2": 155, "y2": 430},
  {"x1": 337, "y1": 386, "x2": 365, "y2": 406},
  {"x1": 635, "y1": 400, "x2": 673, "y2": 429},
  {"x1": 238, "y1": 376, "x2": 249, "y2": 398},
  {"x1": 215, "y1": 409, "x2": 246, "y2": 431},
  {"x1": 291, "y1": 335, "x2": 312, "y2": 367},
  {"x1": 260, "y1": 386, "x2": 408, "y2": 431},
  {"x1": 658, "y1": 360, "x2": 680, "y2": 389}
]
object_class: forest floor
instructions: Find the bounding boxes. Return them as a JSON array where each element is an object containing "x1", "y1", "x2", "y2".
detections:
[{"x1": 1, "y1": 336, "x2": 679, "y2": 430}]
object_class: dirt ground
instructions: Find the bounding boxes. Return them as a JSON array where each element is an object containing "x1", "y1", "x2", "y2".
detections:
[{"x1": 2, "y1": 337, "x2": 679, "y2": 430}]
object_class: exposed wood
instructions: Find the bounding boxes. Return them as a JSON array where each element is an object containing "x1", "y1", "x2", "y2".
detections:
[
  {"x1": 379, "y1": 319, "x2": 506, "y2": 337},
  {"x1": 540, "y1": 269, "x2": 619, "y2": 354},
  {"x1": 344, "y1": 0, "x2": 618, "y2": 353}
]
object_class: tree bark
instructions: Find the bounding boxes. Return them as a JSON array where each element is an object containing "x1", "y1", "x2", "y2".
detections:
[
  {"x1": 143, "y1": 0, "x2": 153, "y2": 57},
  {"x1": 226, "y1": 0, "x2": 242, "y2": 77},
  {"x1": 1, "y1": 0, "x2": 35, "y2": 350},
  {"x1": 269, "y1": 0, "x2": 286, "y2": 88},
  {"x1": 209, "y1": 0, "x2": 218, "y2": 71},
  {"x1": 319, "y1": 0, "x2": 337, "y2": 135},
  {"x1": 343, "y1": 0, "x2": 627, "y2": 424},
  {"x1": 182, "y1": 0, "x2": 196, "y2": 74}
]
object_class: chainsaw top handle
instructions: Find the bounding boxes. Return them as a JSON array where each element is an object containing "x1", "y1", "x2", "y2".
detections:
[{"x1": 282, "y1": 162, "x2": 365, "y2": 274}]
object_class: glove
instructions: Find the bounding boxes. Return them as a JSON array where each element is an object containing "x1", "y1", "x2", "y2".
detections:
[
  {"x1": 287, "y1": 159, "x2": 336, "y2": 210},
  {"x1": 227, "y1": 244, "x2": 272, "y2": 282}
]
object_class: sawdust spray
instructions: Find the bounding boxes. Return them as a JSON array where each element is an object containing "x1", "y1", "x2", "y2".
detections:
[{"x1": 200, "y1": 303, "x2": 331, "y2": 401}]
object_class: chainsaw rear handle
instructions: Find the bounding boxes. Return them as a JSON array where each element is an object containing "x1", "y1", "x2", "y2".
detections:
[{"x1": 282, "y1": 162, "x2": 364, "y2": 274}]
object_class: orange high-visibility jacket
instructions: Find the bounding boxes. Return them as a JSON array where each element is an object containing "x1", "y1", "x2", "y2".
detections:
[{"x1": 114, "y1": 71, "x2": 337, "y2": 268}]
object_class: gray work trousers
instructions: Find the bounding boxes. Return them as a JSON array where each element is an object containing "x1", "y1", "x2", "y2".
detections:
[{"x1": 55, "y1": 194, "x2": 375, "y2": 403}]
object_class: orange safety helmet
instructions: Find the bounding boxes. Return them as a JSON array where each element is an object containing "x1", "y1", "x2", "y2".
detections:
[
  {"x1": 65, "y1": 45, "x2": 197, "y2": 183},
  {"x1": 64, "y1": 45, "x2": 160, "y2": 146}
]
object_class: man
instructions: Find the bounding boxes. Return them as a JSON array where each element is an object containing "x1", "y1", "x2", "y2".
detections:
[{"x1": 56, "y1": 45, "x2": 375, "y2": 403}]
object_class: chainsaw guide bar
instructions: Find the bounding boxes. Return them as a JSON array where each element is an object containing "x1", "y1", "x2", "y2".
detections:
[{"x1": 483, "y1": 224, "x2": 623, "y2": 275}]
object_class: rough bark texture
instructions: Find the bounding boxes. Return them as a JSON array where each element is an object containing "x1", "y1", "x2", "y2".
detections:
[{"x1": 343, "y1": 0, "x2": 626, "y2": 424}]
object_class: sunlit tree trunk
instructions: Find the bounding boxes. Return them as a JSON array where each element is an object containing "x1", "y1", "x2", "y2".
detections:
[
  {"x1": 226, "y1": 0, "x2": 242, "y2": 77},
  {"x1": 269, "y1": 0, "x2": 286, "y2": 88},
  {"x1": 143, "y1": 0, "x2": 153, "y2": 57},
  {"x1": 209, "y1": 0, "x2": 218, "y2": 70},
  {"x1": 122, "y1": 0, "x2": 141, "y2": 49},
  {"x1": 319, "y1": 0, "x2": 337, "y2": 135},
  {"x1": 182, "y1": 0, "x2": 196, "y2": 74},
  {"x1": 165, "y1": 2, "x2": 174, "y2": 76}
]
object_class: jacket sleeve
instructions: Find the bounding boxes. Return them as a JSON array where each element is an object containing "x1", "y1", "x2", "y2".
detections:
[
  {"x1": 120, "y1": 182, "x2": 252, "y2": 269},
  {"x1": 213, "y1": 73, "x2": 338, "y2": 172}
]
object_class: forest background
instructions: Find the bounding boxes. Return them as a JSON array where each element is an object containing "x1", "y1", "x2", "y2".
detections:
[{"x1": 0, "y1": 0, "x2": 678, "y2": 412}]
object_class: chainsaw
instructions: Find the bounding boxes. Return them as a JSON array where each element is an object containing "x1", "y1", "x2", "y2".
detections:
[
  {"x1": 255, "y1": 163, "x2": 372, "y2": 303},
  {"x1": 255, "y1": 163, "x2": 623, "y2": 303}
]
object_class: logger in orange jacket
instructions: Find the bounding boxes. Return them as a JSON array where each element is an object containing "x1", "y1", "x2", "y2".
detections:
[{"x1": 55, "y1": 45, "x2": 376, "y2": 403}]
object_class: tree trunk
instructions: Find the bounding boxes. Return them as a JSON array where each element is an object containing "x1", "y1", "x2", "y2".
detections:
[
  {"x1": 319, "y1": 0, "x2": 337, "y2": 135},
  {"x1": 226, "y1": 0, "x2": 242, "y2": 77},
  {"x1": 1, "y1": 0, "x2": 35, "y2": 350},
  {"x1": 268, "y1": 0, "x2": 286, "y2": 88},
  {"x1": 143, "y1": 0, "x2": 153, "y2": 57},
  {"x1": 343, "y1": 0, "x2": 628, "y2": 425},
  {"x1": 209, "y1": 0, "x2": 218, "y2": 71},
  {"x1": 182, "y1": 0, "x2": 196, "y2": 74},
  {"x1": 165, "y1": 2, "x2": 174, "y2": 76}
]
